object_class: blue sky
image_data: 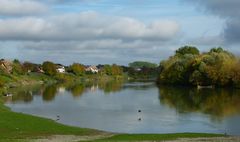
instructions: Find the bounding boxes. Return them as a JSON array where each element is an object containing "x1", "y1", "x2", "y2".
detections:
[{"x1": 0, "y1": 0, "x2": 238, "y2": 65}]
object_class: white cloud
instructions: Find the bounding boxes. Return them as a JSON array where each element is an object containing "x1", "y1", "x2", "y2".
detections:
[
  {"x1": 0, "y1": 12, "x2": 180, "y2": 41},
  {"x1": 0, "y1": 0, "x2": 48, "y2": 16}
]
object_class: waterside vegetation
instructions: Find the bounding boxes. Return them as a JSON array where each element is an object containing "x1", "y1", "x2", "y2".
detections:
[{"x1": 158, "y1": 46, "x2": 240, "y2": 88}]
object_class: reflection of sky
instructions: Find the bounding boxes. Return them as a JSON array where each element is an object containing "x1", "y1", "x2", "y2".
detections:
[{"x1": 5, "y1": 83, "x2": 240, "y2": 135}]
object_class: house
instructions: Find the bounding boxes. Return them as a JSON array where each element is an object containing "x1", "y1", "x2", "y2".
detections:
[
  {"x1": 0, "y1": 59, "x2": 13, "y2": 73},
  {"x1": 56, "y1": 64, "x2": 65, "y2": 73},
  {"x1": 36, "y1": 66, "x2": 44, "y2": 73},
  {"x1": 85, "y1": 65, "x2": 99, "y2": 73}
]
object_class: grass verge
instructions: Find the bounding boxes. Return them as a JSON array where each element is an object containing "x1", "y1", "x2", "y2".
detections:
[{"x1": 88, "y1": 133, "x2": 225, "y2": 142}]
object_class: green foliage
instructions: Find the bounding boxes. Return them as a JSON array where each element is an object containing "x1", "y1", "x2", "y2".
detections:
[
  {"x1": 111, "y1": 64, "x2": 123, "y2": 76},
  {"x1": 69, "y1": 63, "x2": 85, "y2": 76},
  {"x1": 175, "y1": 46, "x2": 200, "y2": 56},
  {"x1": 103, "y1": 64, "x2": 112, "y2": 75},
  {"x1": 129, "y1": 61, "x2": 158, "y2": 68},
  {"x1": 12, "y1": 61, "x2": 24, "y2": 75},
  {"x1": 128, "y1": 67, "x2": 159, "y2": 80},
  {"x1": 159, "y1": 46, "x2": 240, "y2": 87},
  {"x1": 0, "y1": 79, "x2": 4, "y2": 87},
  {"x1": 97, "y1": 133, "x2": 224, "y2": 142},
  {"x1": 102, "y1": 64, "x2": 123, "y2": 76},
  {"x1": 22, "y1": 62, "x2": 39, "y2": 73},
  {"x1": 42, "y1": 61, "x2": 57, "y2": 76}
]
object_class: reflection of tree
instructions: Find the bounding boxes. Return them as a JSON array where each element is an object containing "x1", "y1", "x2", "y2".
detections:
[
  {"x1": 42, "y1": 85, "x2": 57, "y2": 102},
  {"x1": 69, "y1": 84, "x2": 85, "y2": 97},
  {"x1": 98, "y1": 80, "x2": 123, "y2": 94},
  {"x1": 122, "y1": 82, "x2": 155, "y2": 90},
  {"x1": 159, "y1": 86, "x2": 240, "y2": 120},
  {"x1": 12, "y1": 91, "x2": 33, "y2": 103}
]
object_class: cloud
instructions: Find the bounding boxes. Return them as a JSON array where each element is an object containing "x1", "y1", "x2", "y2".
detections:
[
  {"x1": 0, "y1": 12, "x2": 180, "y2": 41},
  {"x1": 1, "y1": 40, "x2": 174, "y2": 65},
  {"x1": 184, "y1": 0, "x2": 240, "y2": 44},
  {"x1": 0, "y1": 0, "x2": 48, "y2": 16}
]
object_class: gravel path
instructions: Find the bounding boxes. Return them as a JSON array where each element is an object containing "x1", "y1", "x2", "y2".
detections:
[
  {"x1": 31, "y1": 135, "x2": 240, "y2": 142},
  {"x1": 32, "y1": 133, "x2": 114, "y2": 142}
]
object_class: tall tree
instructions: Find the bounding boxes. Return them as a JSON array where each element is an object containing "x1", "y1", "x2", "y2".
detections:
[{"x1": 42, "y1": 61, "x2": 57, "y2": 76}]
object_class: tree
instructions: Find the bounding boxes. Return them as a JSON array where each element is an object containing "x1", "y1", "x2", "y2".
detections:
[
  {"x1": 129, "y1": 61, "x2": 158, "y2": 68},
  {"x1": 42, "y1": 61, "x2": 57, "y2": 76},
  {"x1": 158, "y1": 46, "x2": 240, "y2": 87},
  {"x1": 69, "y1": 63, "x2": 85, "y2": 76},
  {"x1": 175, "y1": 46, "x2": 200, "y2": 56},
  {"x1": 112, "y1": 64, "x2": 123, "y2": 76},
  {"x1": 103, "y1": 64, "x2": 112, "y2": 75},
  {"x1": 12, "y1": 60, "x2": 24, "y2": 75},
  {"x1": 23, "y1": 62, "x2": 39, "y2": 73}
]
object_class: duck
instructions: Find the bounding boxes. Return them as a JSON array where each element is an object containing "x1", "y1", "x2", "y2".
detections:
[
  {"x1": 3, "y1": 93, "x2": 13, "y2": 97},
  {"x1": 138, "y1": 110, "x2": 141, "y2": 113}
]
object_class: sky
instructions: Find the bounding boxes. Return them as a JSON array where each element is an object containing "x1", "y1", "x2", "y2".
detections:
[{"x1": 0, "y1": 0, "x2": 239, "y2": 65}]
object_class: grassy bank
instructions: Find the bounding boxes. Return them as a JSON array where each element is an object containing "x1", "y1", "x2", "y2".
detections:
[{"x1": 90, "y1": 133, "x2": 225, "y2": 142}]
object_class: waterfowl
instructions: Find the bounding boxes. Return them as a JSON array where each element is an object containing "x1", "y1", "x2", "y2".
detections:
[{"x1": 3, "y1": 93, "x2": 13, "y2": 97}]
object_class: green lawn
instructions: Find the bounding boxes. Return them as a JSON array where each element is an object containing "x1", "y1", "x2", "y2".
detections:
[{"x1": 89, "y1": 133, "x2": 225, "y2": 142}]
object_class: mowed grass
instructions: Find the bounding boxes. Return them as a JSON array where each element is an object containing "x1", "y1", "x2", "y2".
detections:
[{"x1": 92, "y1": 133, "x2": 225, "y2": 142}]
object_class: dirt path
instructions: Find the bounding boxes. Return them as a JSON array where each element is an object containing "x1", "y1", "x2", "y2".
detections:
[
  {"x1": 32, "y1": 133, "x2": 114, "y2": 142},
  {"x1": 166, "y1": 137, "x2": 240, "y2": 142},
  {"x1": 31, "y1": 136, "x2": 240, "y2": 142}
]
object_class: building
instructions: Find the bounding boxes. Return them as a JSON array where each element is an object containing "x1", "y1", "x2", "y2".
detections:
[
  {"x1": 56, "y1": 64, "x2": 65, "y2": 73},
  {"x1": 0, "y1": 59, "x2": 13, "y2": 73},
  {"x1": 85, "y1": 65, "x2": 99, "y2": 73}
]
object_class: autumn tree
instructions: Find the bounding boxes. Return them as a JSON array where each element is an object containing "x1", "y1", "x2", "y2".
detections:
[
  {"x1": 42, "y1": 61, "x2": 57, "y2": 76},
  {"x1": 69, "y1": 63, "x2": 85, "y2": 76},
  {"x1": 175, "y1": 46, "x2": 200, "y2": 56}
]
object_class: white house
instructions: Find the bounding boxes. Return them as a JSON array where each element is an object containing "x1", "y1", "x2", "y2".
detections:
[
  {"x1": 85, "y1": 65, "x2": 99, "y2": 73},
  {"x1": 56, "y1": 64, "x2": 65, "y2": 73}
]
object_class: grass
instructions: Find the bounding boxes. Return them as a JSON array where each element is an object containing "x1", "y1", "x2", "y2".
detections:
[{"x1": 89, "y1": 133, "x2": 225, "y2": 142}]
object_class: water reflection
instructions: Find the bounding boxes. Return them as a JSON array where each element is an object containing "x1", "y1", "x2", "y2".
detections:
[
  {"x1": 5, "y1": 80, "x2": 124, "y2": 103},
  {"x1": 98, "y1": 80, "x2": 123, "y2": 94},
  {"x1": 42, "y1": 85, "x2": 57, "y2": 102},
  {"x1": 65, "y1": 83, "x2": 85, "y2": 97},
  {"x1": 159, "y1": 86, "x2": 240, "y2": 120}
]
